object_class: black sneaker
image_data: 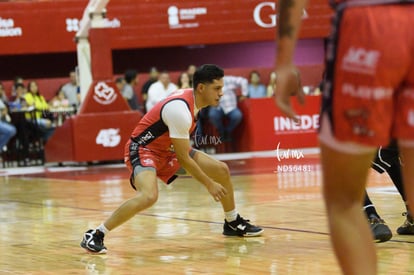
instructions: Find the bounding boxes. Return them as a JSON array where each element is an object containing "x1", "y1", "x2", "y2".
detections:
[
  {"x1": 368, "y1": 215, "x2": 392, "y2": 243},
  {"x1": 80, "y1": 229, "x2": 107, "y2": 254},
  {"x1": 223, "y1": 215, "x2": 264, "y2": 237},
  {"x1": 396, "y1": 212, "x2": 414, "y2": 235}
]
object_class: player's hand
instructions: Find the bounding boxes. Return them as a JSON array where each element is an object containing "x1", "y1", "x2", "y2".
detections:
[
  {"x1": 206, "y1": 181, "x2": 228, "y2": 202},
  {"x1": 274, "y1": 65, "x2": 305, "y2": 123}
]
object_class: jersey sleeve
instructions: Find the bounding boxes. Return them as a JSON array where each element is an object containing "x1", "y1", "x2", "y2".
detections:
[{"x1": 161, "y1": 100, "x2": 192, "y2": 139}]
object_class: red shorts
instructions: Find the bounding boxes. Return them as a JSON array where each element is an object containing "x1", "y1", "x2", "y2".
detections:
[
  {"x1": 124, "y1": 139, "x2": 181, "y2": 189},
  {"x1": 322, "y1": 4, "x2": 414, "y2": 147}
]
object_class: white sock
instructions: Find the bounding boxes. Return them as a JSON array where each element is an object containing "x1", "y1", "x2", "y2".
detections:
[
  {"x1": 97, "y1": 223, "x2": 109, "y2": 235},
  {"x1": 225, "y1": 209, "x2": 238, "y2": 222}
]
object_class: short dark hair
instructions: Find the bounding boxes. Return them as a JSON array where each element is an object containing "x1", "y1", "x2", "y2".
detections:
[
  {"x1": 193, "y1": 64, "x2": 224, "y2": 90},
  {"x1": 124, "y1": 70, "x2": 137, "y2": 84},
  {"x1": 14, "y1": 83, "x2": 24, "y2": 90}
]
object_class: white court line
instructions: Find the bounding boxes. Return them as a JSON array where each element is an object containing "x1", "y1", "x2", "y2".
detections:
[{"x1": 0, "y1": 148, "x2": 321, "y2": 176}]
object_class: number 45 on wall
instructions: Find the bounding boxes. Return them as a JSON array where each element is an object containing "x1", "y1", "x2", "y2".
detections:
[{"x1": 96, "y1": 128, "x2": 121, "y2": 147}]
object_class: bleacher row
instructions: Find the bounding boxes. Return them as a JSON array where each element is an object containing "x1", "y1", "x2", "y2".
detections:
[
  {"x1": 1, "y1": 64, "x2": 323, "y2": 166},
  {"x1": 1, "y1": 65, "x2": 323, "y2": 103}
]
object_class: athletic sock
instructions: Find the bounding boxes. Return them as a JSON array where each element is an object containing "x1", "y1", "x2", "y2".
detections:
[
  {"x1": 225, "y1": 209, "x2": 238, "y2": 222},
  {"x1": 97, "y1": 223, "x2": 109, "y2": 235}
]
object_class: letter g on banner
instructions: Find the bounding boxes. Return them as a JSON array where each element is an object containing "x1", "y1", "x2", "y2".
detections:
[{"x1": 253, "y1": 2, "x2": 276, "y2": 28}]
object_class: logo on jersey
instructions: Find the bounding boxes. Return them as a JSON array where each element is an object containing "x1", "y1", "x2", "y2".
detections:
[
  {"x1": 342, "y1": 47, "x2": 380, "y2": 75},
  {"x1": 96, "y1": 128, "x2": 121, "y2": 147},
  {"x1": 342, "y1": 83, "x2": 392, "y2": 100},
  {"x1": 93, "y1": 82, "x2": 117, "y2": 105},
  {"x1": 143, "y1": 158, "x2": 155, "y2": 166},
  {"x1": 344, "y1": 108, "x2": 374, "y2": 137}
]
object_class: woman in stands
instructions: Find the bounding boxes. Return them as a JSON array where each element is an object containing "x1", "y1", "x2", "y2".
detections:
[{"x1": 25, "y1": 81, "x2": 55, "y2": 142}]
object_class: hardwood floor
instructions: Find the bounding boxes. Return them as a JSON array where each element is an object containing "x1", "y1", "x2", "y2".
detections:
[{"x1": 0, "y1": 152, "x2": 412, "y2": 274}]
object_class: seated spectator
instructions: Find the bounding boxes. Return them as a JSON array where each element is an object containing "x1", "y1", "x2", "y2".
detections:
[
  {"x1": 122, "y1": 69, "x2": 142, "y2": 111},
  {"x1": 187, "y1": 64, "x2": 197, "y2": 87},
  {"x1": 8, "y1": 83, "x2": 28, "y2": 111},
  {"x1": 115, "y1": 77, "x2": 125, "y2": 94},
  {"x1": 266, "y1": 71, "x2": 277, "y2": 97},
  {"x1": 207, "y1": 75, "x2": 248, "y2": 142},
  {"x1": 145, "y1": 71, "x2": 177, "y2": 112},
  {"x1": 0, "y1": 82, "x2": 9, "y2": 103},
  {"x1": 49, "y1": 86, "x2": 70, "y2": 109},
  {"x1": 9, "y1": 76, "x2": 24, "y2": 101},
  {"x1": 248, "y1": 70, "x2": 267, "y2": 98},
  {"x1": 49, "y1": 87, "x2": 73, "y2": 127},
  {"x1": 0, "y1": 96, "x2": 16, "y2": 150},
  {"x1": 177, "y1": 72, "x2": 191, "y2": 89},
  {"x1": 24, "y1": 81, "x2": 55, "y2": 142},
  {"x1": 141, "y1": 67, "x2": 159, "y2": 110},
  {"x1": 61, "y1": 70, "x2": 80, "y2": 109}
]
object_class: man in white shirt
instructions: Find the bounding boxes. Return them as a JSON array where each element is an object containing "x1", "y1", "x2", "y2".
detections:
[
  {"x1": 61, "y1": 70, "x2": 80, "y2": 108},
  {"x1": 207, "y1": 76, "x2": 248, "y2": 141},
  {"x1": 145, "y1": 71, "x2": 177, "y2": 112}
]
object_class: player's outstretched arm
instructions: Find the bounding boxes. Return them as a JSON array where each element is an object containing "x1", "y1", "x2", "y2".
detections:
[
  {"x1": 274, "y1": 0, "x2": 308, "y2": 122},
  {"x1": 171, "y1": 138, "x2": 227, "y2": 202}
]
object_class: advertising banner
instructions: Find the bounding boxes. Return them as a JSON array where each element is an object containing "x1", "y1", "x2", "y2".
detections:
[{"x1": 0, "y1": 0, "x2": 332, "y2": 55}]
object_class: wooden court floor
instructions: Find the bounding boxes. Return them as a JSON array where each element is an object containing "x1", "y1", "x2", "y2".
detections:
[{"x1": 0, "y1": 153, "x2": 413, "y2": 275}]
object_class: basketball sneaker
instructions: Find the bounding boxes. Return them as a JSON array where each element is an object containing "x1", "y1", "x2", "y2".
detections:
[
  {"x1": 223, "y1": 215, "x2": 264, "y2": 237},
  {"x1": 368, "y1": 214, "x2": 392, "y2": 243},
  {"x1": 80, "y1": 229, "x2": 107, "y2": 254},
  {"x1": 396, "y1": 212, "x2": 414, "y2": 235}
]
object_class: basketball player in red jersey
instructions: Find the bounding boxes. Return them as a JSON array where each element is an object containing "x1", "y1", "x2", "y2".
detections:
[
  {"x1": 274, "y1": 1, "x2": 414, "y2": 274},
  {"x1": 81, "y1": 64, "x2": 263, "y2": 254}
]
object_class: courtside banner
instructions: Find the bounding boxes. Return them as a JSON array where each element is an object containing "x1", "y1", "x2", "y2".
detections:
[
  {"x1": 0, "y1": 0, "x2": 332, "y2": 55},
  {"x1": 236, "y1": 96, "x2": 322, "y2": 151}
]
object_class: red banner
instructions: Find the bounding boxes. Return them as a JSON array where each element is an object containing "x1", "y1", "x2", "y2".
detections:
[
  {"x1": 236, "y1": 96, "x2": 321, "y2": 151},
  {"x1": 0, "y1": 0, "x2": 332, "y2": 55}
]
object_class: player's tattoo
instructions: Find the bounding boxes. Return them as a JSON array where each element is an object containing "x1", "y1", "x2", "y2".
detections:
[{"x1": 278, "y1": 0, "x2": 295, "y2": 38}]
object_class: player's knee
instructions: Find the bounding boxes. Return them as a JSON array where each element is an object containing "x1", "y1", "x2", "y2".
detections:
[
  {"x1": 135, "y1": 190, "x2": 158, "y2": 209},
  {"x1": 323, "y1": 187, "x2": 361, "y2": 210},
  {"x1": 216, "y1": 161, "x2": 230, "y2": 180}
]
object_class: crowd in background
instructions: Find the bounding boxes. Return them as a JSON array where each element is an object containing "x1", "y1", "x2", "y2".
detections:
[{"x1": 0, "y1": 64, "x2": 319, "y2": 164}]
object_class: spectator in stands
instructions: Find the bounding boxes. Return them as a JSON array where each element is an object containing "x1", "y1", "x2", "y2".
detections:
[
  {"x1": 146, "y1": 71, "x2": 177, "y2": 112},
  {"x1": 141, "y1": 67, "x2": 159, "y2": 109},
  {"x1": 49, "y1": 86, "x2": 73, "y2": 127},
  {"x1": 10, "y1": 76, "x2": 24, "y2": 101},
  {"x1": 61, "y1": 70, "x2": 80, "y2": 109},
  {"x1": 49, "y1": 86, "x2": 70, "y2": 109},
  {"x1": 247, "y1": 70, "x2": 267, "y2": 98},
  {"x1": 115, "y1": 77, "x2": 125, "y2": 94},
  {"x1": 25, "y1": 81, "x2": 55, "y2": 141},
  {"x1": 266, "y1": 71, "x2": 277, "y2": 97},
  {"x1": 122, "y1": 69, "x2": 141, "y2": 111},
  {"x1": 0, "y1": 82, "x2": 9, "y2": 103},
  {"x1": 187, "y1": 64, "x2": 197, "y2": 87},
  {"x1": 177, "y1": 72, "x2": 191, "y2": 89},
  {"x1": 207, "y1": 75, "x2": 248, "y2": 142},
  {"x1": 0, "y1": 97, "x2": 16, "y2": 150},
  {"x1": 9, "y1": 83, "x2": 28, "y2": 111}
]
